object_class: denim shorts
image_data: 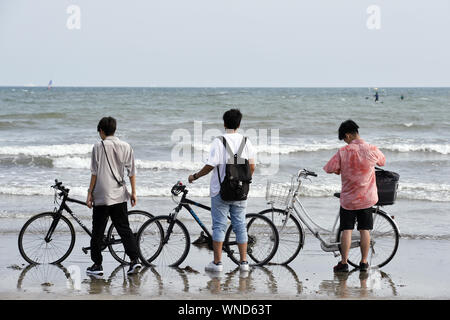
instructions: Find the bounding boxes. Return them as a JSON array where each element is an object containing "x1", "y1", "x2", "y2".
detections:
[{"x1": 211, "y1": 194, "x2": 248, "y2": 243}]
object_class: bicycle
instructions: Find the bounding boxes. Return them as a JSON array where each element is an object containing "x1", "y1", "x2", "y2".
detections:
[
  {"x1": 18, "y1": 179, "x2": 153, "y2": 265},
  {"x1": 259, "y1": 169, "x2": 400, "y2": 268},
  {"x1": 137, "y1": 181, "x2": 279, "y2": 267}
]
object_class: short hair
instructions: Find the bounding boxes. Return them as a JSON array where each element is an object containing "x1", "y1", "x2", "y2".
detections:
[
  {"x1": 97, "y1": 117, "x2": 117, "y2": 136},
  {"x1": 223, "y1": 109, "x2": 242, "y2": 130},
  {"x1": 338, "y1": 119, "x2": 359, "y2": 140}
]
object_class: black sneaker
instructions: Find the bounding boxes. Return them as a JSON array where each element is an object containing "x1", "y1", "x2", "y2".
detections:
[
  {"x1": 86, "y1": 264, "x2": 103, "y2": 276},
  {"x1": 333, "y1": 262, "x2": 349, "y2": 273},
  {"x1": 359, "y1": 262, "x2": 369, "y2": 272},
  {"x1": 127, "y1": 259, "x2": 142, "y2": 275}
]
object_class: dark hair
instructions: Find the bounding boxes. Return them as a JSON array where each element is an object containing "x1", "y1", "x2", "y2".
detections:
[
  {"x1": 223, "y1": 109, "x2": 242, "y2": 130},
  {"x1": 97, "y1": 117, "x2": 117, "y2": 136},
  {"x1": 338, "y1": 119, "x2": 359, "y2": 140}
]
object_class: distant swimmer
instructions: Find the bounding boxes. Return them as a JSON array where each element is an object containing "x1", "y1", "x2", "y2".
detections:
[
  {"x1": 374, "y1": 91, "x2": 379, "y2": 102},
  {"x1": 400, "y1": 95, "x2": 404, "y2": 100}
]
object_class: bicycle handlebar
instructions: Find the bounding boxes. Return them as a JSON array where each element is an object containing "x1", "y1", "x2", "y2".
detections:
[
  {"x1": 52, "y1": 179, "x2": 70, "y2": 195},
  {"x1": 298, "y1": 169, "x2": 318, "y2": 178},
  {"x1": 171, "y1": 181, "x2": 187, "y2": 196}
]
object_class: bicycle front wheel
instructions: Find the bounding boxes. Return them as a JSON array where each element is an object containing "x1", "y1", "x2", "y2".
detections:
[
  {"x1": 224, "y1": 213, "x2": 279, "y2": 266},
  {"x1": 336, "y1": 209, "x2": 400, "y2": 268},
  {"x1": 107, "y1": 210, "x2": 154, "y2": 265},
  {"x1": 18, "y1": 212, "x2": 75, "y2": 264},
  {"x1": 137, "y1": 215, "x2": 190, "y2": 267},
  {"x1": 258, "y1": 208, "x2": 304, "y2": 265}
]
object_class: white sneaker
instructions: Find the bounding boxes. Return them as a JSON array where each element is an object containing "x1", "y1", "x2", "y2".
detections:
[
  {"x1": 239, "y1": 261, "x2": 250, "y2": 272},
  {"x1": 205, "y1": 261, "x2": 223, "y2": 272}
]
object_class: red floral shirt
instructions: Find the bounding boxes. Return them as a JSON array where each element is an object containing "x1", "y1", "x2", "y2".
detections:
[{"x1": 323, "y1": 139, "x2": 385, "y2": 210}]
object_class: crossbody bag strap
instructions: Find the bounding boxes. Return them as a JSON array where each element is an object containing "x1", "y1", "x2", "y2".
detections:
[{"x1": 101, "y1": 140, "x2": 123, "y2": 187}]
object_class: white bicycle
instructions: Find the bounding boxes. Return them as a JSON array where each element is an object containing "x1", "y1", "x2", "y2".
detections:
[{"x1": 259, "y1": 169, "x2": 400, "y2": 269}]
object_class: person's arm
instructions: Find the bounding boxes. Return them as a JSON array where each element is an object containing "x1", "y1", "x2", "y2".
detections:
[
  {"x1": 87, "y1": 145, "x2": 98, "y2": 209},
  {"x1": 188, "y1": 165, "x2": 214, "y2": 183},
  {"x1": 376, "y1": 148, "x2": 386, "y2": 167},
  {"x1": 323, "y1": 151, "x2": 341, "y2": 175},
  {"x1": 129, "y1": 175, "x2": 137, "y2": 207},
  {"x1": 250, "y1": 163, "x2": 256, "y2": 176},
  {"x1": 86, "y1": 174, "x2": 96, "y2": 209}
]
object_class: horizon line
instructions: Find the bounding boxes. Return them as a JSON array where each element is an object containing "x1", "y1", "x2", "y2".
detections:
[{"x1": 1, "y1": 85, "x2": 450, "y2": 89}]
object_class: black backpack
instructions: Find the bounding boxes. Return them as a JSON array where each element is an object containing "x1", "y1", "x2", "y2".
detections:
[{"x1": 217, "y1": 136, "x2": 252, "y2": 201}]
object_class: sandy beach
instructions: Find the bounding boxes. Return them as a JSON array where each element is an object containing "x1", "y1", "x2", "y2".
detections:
[{"x1": 1, "y1": 197, "x2": 449, "y2": 300}]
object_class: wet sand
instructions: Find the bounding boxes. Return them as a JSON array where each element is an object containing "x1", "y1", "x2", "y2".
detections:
[{"x1": 1, "y1": 219, "x2": 450, "y2": 300}]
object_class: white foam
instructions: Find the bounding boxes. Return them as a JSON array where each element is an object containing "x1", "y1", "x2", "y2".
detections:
[
  {"x1": 52, "y1": 157, "x2": 203, "y2": 171},
  {"x1": 192, "y1": 142, "x2": 338, "y2": 155},
  {"x1": 0, "y1": 144, "x2": 93, "y2": 157},
  {"x1": 379, "y1": 143, "x2": 450, "y2": 155}
]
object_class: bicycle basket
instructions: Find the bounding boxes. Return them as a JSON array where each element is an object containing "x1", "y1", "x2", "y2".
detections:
[{"x1": 265, "y1": 178, "x2": 294, "y2": 207}]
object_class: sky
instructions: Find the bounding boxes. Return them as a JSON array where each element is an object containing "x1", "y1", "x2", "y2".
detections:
[{"x1": 0, "y1": 0, "x2": 449, "y2": 87}]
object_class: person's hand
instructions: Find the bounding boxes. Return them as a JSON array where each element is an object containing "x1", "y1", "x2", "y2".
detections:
[
  {"x1": 130, "y1": 192, "x2": 137, "y2": 207},
  {"x1": 86, "y1": 192, "x2": 94, "y2": 209},
  {"x1": 188, "y1": 174, "x2": 195, "y2": 183}
]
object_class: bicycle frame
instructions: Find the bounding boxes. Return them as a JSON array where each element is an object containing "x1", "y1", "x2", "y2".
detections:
[
  {"x1": 46, "y1": 189, "x2": 123, "y2": 248},
  {"x1": 168, "y1": 190, "x2": 241, "y2": 250},
  {"x1": 45, "y1": 191, "x2": 92, "y2": 242},
  {"x1": 171, "y1": 190, "x2": 214, "y2": 242},
  {"x1": 272, "y1": 175, "x2": 359, "y2": 253}
]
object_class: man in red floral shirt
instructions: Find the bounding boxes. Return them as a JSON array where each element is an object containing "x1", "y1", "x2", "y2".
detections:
[{"x1": 324, "y1": 120, "x2": 385, "y2": 272}]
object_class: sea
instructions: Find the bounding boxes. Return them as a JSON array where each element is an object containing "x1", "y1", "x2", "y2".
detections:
[{"x1": 0, "y1": 87, "x2": 449, "y2": 241}]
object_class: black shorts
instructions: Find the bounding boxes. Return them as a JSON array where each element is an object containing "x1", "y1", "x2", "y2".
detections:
[{"x1": 339, "y1": 207, "x2": 373, "y2": 231}]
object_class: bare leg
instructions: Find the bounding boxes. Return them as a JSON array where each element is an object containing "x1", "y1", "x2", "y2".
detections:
[
  {"x1": 359, "y1": 230, "x2": 370, "y2": 263},
  {"x1": 213, "y1": 240, "x2": 223, "y2": 264},
  {"x1": 238, "y1": 242, "x2": 247, "y2": 262},
  {"x1": 340, "y1": 230, "x2": 352, "y2": 264}
]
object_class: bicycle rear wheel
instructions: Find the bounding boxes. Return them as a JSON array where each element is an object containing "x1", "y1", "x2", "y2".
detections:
[
  {"x1": 257, "y1": 208, "x2": 304, "y2": 265},
  {"x1": 18, "y1": 212, "x2": 75, "y2": 264},
  {"x1": 336, "y1": 209, "x2": 400, "y2": 268},
  {"x1": 224, "y1": 213, "x2": 279, "y2": 266},
  {"x1": 137, "y1": 215, "x2": 190, "y2": 267},
  {"x1": 107, "y1": 210, "x2": 154, "y2": 265}
]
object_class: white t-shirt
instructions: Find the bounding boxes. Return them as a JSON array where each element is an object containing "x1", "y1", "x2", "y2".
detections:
[{"x1": 205, "y1": 132, "x2": 256, "y2": 197}]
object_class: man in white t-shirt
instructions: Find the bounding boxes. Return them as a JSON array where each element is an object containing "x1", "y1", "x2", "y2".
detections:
[{"x1": 188, "y1": 109, "x2": 256, "y2": 272}]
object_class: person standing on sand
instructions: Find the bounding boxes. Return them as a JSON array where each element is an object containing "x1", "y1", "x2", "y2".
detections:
[
  {"x1": 323, "y1": 120, "x2": 385, "y2": 273},
  {"x1": 86, "y1": 116, "x2": 142, "y2": 276},
  {"x1": 188, "y1": 109, "x2": 256, "y2": 273}
]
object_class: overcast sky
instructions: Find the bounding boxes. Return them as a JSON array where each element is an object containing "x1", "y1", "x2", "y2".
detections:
[{"x1": 0, "y1": 0, "x2": 449, "y2": 87}]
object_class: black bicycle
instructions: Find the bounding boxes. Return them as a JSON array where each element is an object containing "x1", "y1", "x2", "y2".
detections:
[
  {"x1": 137, "y1": 181, "x2": 279, "y2": 268},
  {"x1": 18, "y1": 180, "x2": 153, "y2": 265}
]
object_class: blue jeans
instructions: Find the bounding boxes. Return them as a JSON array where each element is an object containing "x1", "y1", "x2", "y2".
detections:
[{"x1": 211, "y1": 194, "x2": 248, "y2": 244}]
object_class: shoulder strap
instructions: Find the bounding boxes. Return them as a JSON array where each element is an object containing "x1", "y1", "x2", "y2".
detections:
[
  {"x1": 221, "y1": 136, "x2": 235, "y2": 162},
  {"x1": 237, "y1": 137, "x2": 247, "y2": 158},
  {"x1": 101, "y1": 140, "x2": 123, "y2": 186}
]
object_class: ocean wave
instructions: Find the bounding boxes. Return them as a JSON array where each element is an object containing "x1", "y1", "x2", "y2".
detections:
[
  {"x1": 192, "y1": 142, "x2": 338, "y2": 154},
  {"x1": 53, "y1": 157, "x2": 203, "y2": 171},
  {"x1": 1, "y1": 181, "x2": 447, "y2": 202},
  {"x1": 0, "y1": 112, "x2": 66, "y2": 120},
  {"x1": 397, "y1": 183, "x2": 450, "y2": 202},
  {"x1": 379, "y1": 143, "x2": 450, "y2": 155},
  {"x1": 0, "y1": 144, "x2": 93, "y2": 157},
  {"x1": 192, "y1": 141, "x2": 450, "y2": 155}
]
